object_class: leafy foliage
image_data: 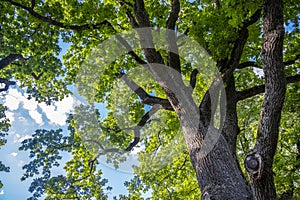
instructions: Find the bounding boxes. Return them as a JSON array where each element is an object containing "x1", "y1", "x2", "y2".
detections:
[
  {"x1": 19, "y1": 118, "x2": 111, "y2": 200},
  {"x1": 0, "y1": 0, "x2": 299, "y2": 199}
]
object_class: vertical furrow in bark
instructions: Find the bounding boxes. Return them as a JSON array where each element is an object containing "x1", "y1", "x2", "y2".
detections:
[{"x1": 245, "y1": 0, "x2": 286, "y2": 199}]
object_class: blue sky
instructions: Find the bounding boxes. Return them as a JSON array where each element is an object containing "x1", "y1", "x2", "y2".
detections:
[
  {"x1": 0, "y1": 40, "x2": 137, "y2": 199},
  {"x1": 0, "y1": 85, "x2": 135, "y2": 199}
]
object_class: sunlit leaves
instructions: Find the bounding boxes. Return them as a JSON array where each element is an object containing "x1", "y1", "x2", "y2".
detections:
[{"x1": 1, "y1": 0, "x2": 299, "y2": 199}]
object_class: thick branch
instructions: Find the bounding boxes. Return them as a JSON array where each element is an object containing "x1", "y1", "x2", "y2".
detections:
[
  {"x1": 131, "y1": 1, "x2": 165, "y2": 65},
  {"x1": 133, "y1": 0, "x2": 151, "y2": 27},
  {"x1": 166, "y1": 0, "x2": 180, "y2": 30},
  {"x1": 237, "y1": 74, "x2": 300, "y2": 101},
  {"x1": 0, "y1": 54, "x2": 26, "y2": 69},
  {"x1": 117, "y1": 72, "x2": 173, "y2": 110},
  {"x1": 4, "y1": 0, "x2": 111, "y2": 31},
  {"x1": 247, "y1": 0, "x2": 285, "y2": 196},
  {"x1": 222, "y1": 8, "x2": 262, "y2": 79},
  {"x1": 166, "y1": 0, "x2": 181, "y2": 72}
]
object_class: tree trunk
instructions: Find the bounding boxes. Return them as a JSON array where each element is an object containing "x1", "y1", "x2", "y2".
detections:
[
  {"x1": 244, "y1": 0, "x2": 286, "y2": 199},
  {"x1": 160, "y1": 70, "x2": 253, "y2": 199}
]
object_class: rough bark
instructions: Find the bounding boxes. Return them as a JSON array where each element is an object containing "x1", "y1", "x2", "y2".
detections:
[
  {"x1": 128, "y1": 1, "x2": 254, "y2": 199},
  {"x1": 244, "y1": 0, "x2": 286, "y2": 199}
]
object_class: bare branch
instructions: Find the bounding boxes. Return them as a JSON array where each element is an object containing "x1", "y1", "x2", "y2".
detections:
[
  {"x1": 117, "y1": 72, "x2": 173, "y2": 110},
  {"x1": 126, "y1": 10, "x2": 140, "y2": 28},
  {"x1": 4, "y1": 0, "x2": 111, "y2": 31},
  {"x1": 118, "y1": 0, "x2": 139, "y2": 28},
  {"x1": 87, "y1": 105, "x2": 160, "y2": 172},
  {"x1": 31, "y1": 72, "x2": 44, "y2": 80},
  {"x1": 31, "y1": 0, "x2": 35, "y2": 9},
  {"x1": 237, "y1": 74, "x2": 300, "y2": 101}
]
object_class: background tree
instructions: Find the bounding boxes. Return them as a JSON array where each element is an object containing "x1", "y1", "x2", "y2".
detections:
[{"x1": 1, "y1": 0, "x2": 299, "y2": 199}]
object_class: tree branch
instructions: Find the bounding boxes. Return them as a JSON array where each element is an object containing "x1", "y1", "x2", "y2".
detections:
[
  {"x1": 222, "y1": 8, "x2": 262, "y2": 79},
  {"x1": 0, "y1": 78, "x2": 16, "y2": 92},
  {"x1": 0, "y1": 54, "x2": 27, "y2": 70},
  {"x1": 237, "y1": 61, "x2": 262, "y2": 69},
  {"x1": 115, "y1": 35, "x2": 146, "y2": 65},
  {"x1": 166, "y1": 0, "x2": 180, "y2": 30},
  {"x1": 131, "y1": 0, "x2": 165, "y2": 65},
  {"x1": 237, "y1": 53, "x2": 300, "y2": 70},
  {"x1": 87, "y1": 104, "x2": 161, "y2": 169},
  {"x1": 242, "y1": 8, "x2": 262, "y2": 27},
  {"x1": 166, "y1": 0, "x2": 181, "y2": 72},
  {"x1": 190, "y1": 69, "x2": 199, "y2": 89},
  {"x1": 117, "y1": 72, "x2": 173, "y2": 110},
  {"x1": 4, "y1": 0, "x2": 111, "y2": 31},
  {"x1": 125, "y1": 105, "x2": 160, "y2": 151},
  {"x1": 133, "y1": 0, "x2": 151, "y2": 27},
  {"x1": 118, "y1": 0, "x2": 139, "y2": 28},
  {"x1": 237, "y1": 74, "x2": 300, "y2": 101},
  {"x1": 284, "y1": 54, "x2": 300, "y2": 66}
]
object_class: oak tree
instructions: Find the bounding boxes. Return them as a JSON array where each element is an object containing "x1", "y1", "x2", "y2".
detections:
[{"x1": 1, "y1": 0, "x2": 300, "y2": 199}]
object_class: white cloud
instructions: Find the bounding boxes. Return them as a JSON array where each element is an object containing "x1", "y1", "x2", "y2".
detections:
[
  {"x1": 39, "y1": 96, "x2": 75, "y2": 126},
  {"x1": 22, "y1": 97, "x2": 38, "y2": 111},
  {"x1": 130, "y1": 146, "x2": 142, "y2": 155},
  {"x1": 13, "y1": 134, "x2": 33, "y2": 143},
  {"x1": 3, "y1": 89, "x2": 43, "y2": 125},
  {"x1": 0, "y1": 190, "x2": 4, "y2": 195},
  {"x1": 28, "y1": 110, "x2": 43, "y2": 125},
  {"x1": 5, "y1": 111, "x2": 14, "y2": 123},
  {"x1": 3, "y1": 87, "x2": 76, "y2": 127},
  {"x1": 17, "y1": 160, "x2": 25, "y2": 167},
  {"x1": 17, "y1": 135, "x2": 33, "y2": 143},
  {"x1": 3, "y1": 89, "x2": 22, "y2": 111},
  {"x1": 13, "y1": 133, "x2": 21, "y2": 143},
  {"x1": 10, "y1": 152, "x2": 18, "y2": 157}
]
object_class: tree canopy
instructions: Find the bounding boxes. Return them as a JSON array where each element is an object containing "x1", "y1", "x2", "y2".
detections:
[{"x1": 0, "y1": 0, "x2": 299, "y2": 199}]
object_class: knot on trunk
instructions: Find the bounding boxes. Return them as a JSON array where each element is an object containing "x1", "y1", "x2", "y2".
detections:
[
  {"x1": 244, "y1": 149, "x2": 263, "y2": 180},
  {"x1": 202, "y1": 192, "x2": 210, "y2": 200}
]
